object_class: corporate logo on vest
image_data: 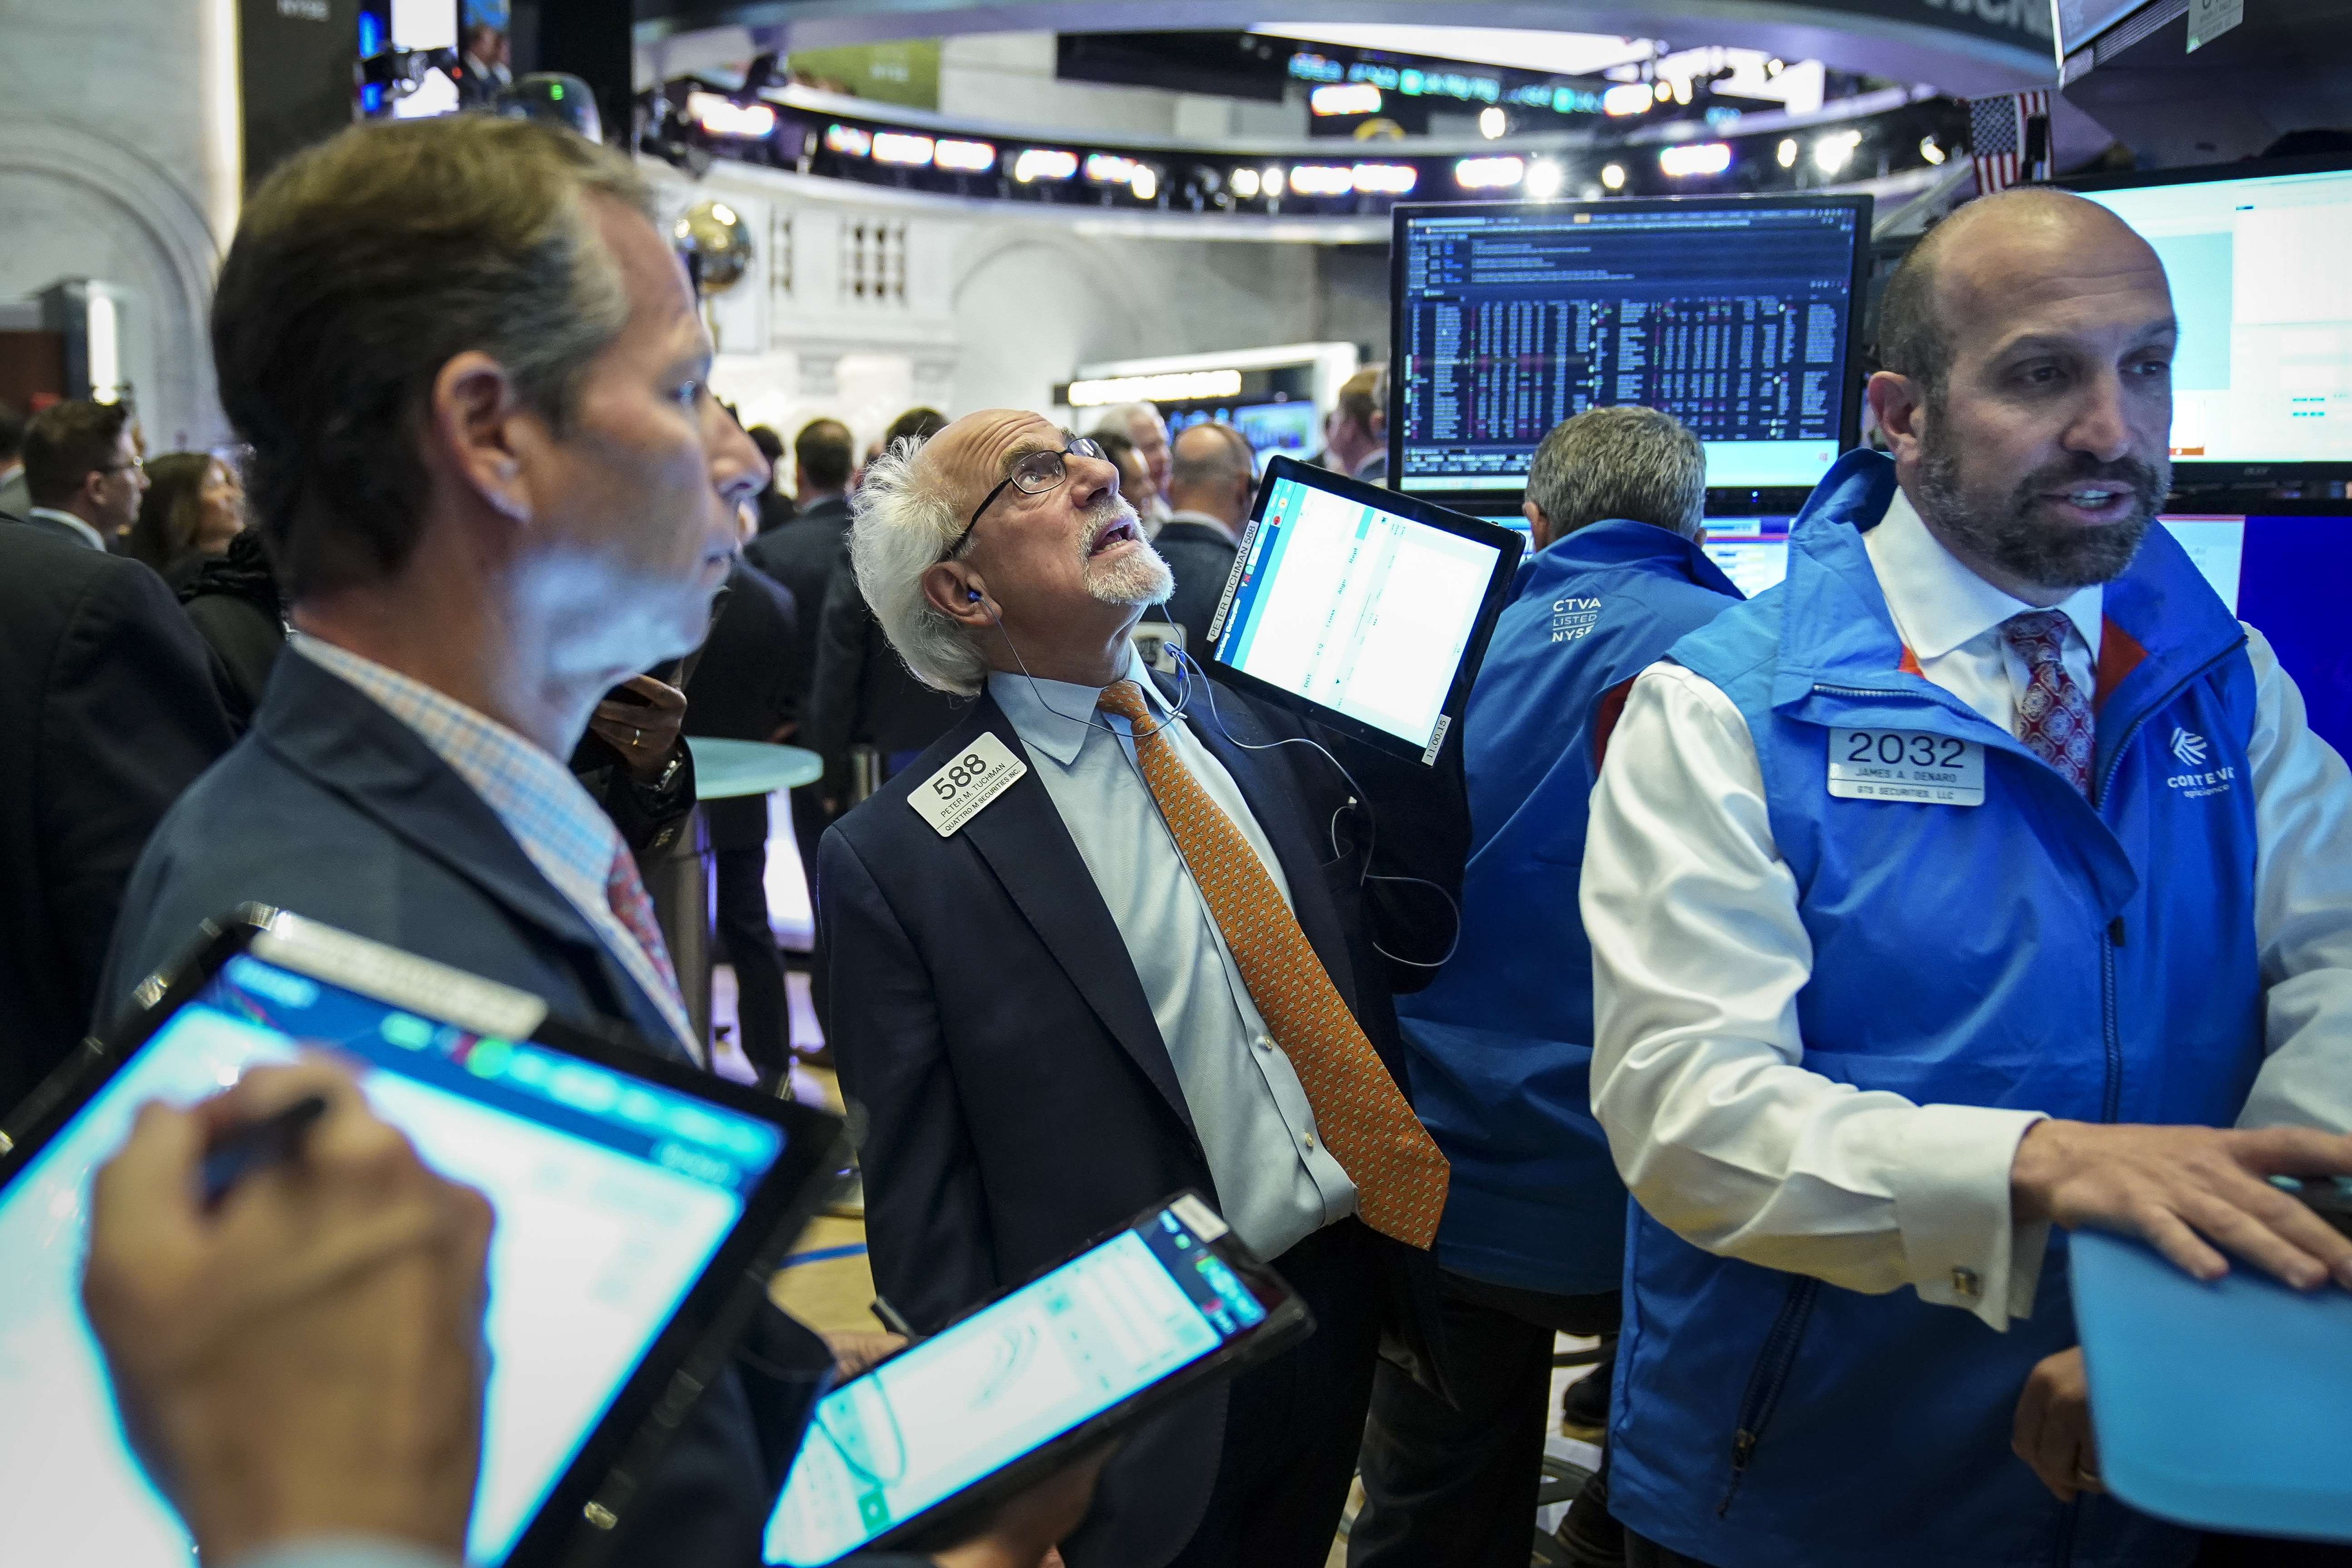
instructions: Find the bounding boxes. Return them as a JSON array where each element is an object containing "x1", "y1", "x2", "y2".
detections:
[
  {"x1": 1551, "y1": 596, "x2": 1601, "y2": 643},
  {"x1": 2166, "y1": 727, "x2": 2235, "y2": 797}
]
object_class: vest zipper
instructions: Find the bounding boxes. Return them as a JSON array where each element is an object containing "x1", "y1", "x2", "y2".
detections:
[{"x1": 1717, "y1": 1277, "x2": 1822, "y2": 1517}]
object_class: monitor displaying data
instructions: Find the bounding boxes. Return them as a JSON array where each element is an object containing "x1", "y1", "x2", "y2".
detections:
[
  {"x1": 2070, "y1": 160, "x2": 2352, "y2": 470},
  {"x1": 1211, "y1": 467, "x2": 1517, "y2": 756},
  {"x1": 1392, "y1": 197, "x2": 1869, "y2": 497},
  {"x1": 1691, "y1": 513, "x2": 2352, "y2": 757}
]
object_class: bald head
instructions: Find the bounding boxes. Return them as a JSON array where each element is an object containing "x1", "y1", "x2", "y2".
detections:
[
  {"x1": 1879, "y1": 188, "x2": 2165, "y2": 401},
  {"x1": 1167, "y1": 421, "x2": 1254, "y2": 528}
]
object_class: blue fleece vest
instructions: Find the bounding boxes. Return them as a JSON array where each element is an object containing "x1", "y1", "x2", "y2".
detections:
[
  {"x1": 1399, "y1": 521, "x2": 1741, "y2": 1297},
  {"x1": 1608, "y1": 451, "x2": 2264, "y2": 1568}
]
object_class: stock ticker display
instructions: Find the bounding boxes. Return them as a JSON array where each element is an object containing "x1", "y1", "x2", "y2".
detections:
[{"x1": 1397, "y1": 202, "x2": 1864, "y2": 493}]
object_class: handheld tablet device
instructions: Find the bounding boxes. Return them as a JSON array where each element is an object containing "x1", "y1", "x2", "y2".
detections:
[
  {"x1": 1203, "y1": 455, "x2": 1524, "y2": 764},
  {"x1": 763, "y1": 1193, "x2": 1310, "y2": 1565},
  {"x1": 0, "y1": 908, "x2": 843, "y2": 1568}
]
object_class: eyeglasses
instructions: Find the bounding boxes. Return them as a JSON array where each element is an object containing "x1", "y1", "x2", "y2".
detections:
[
  {"x1": 944, "y1": 436, "x2": 1108, "y2": 558},
  {"x1": 104, "y1": 455, "x2": 145, "y2": 476}
]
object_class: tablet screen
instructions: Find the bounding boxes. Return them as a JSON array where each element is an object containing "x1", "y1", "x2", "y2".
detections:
[
  {"x1": 0, "y1": 949, "x2": 787, "y2": 1567},
  {"x1": 764, "y1": 1201, "x2": 1267, "y2": 1566},
  {"x1": 1209, "y1": 467, "x2": 1513, "y2": 755}
]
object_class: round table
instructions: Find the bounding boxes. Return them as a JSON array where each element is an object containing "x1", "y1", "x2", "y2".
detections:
[{"x1": 686, "y1": 738, "x2": 823, "y2": 800}]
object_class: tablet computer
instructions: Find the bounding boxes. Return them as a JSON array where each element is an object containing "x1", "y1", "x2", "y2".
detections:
[
  {"x1": 763, "y1": 1192, "x2": 1310, "y2": 1566},
  {"x1": 1202, "y1": 454, "x2": 1524, "y2": 765},
  {"x1": 0, "y1": 907, "x2": 843, "y2": 1568}
]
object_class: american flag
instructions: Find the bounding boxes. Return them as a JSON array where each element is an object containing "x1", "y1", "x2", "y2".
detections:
[{"x1": 1970, "y1": 90, "x2": 2051, "y2": 193}]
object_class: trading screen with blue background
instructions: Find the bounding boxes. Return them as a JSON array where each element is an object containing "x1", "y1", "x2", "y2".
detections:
[{"x1": 1397, "y1": 203, "x2": 1861, "y2": 493}]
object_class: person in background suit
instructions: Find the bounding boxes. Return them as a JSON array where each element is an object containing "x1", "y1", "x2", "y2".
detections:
[
  {"x1": 83, "y1": 1055, "x2": 1105, "y2": 1568},
  {"x1": 1315, "y1": 366, "x2": 1387, "y2": 483},
  {"x1": 98, "y1": 113, "x2": 816, "y2": 1567},
  {"x1": 748, "y1": 424, "x2": 797, "y2": 533},
  {"x1": 1087, "y1": 401, "x2": 1172, "y2": 524},
  {"x1": 0, "y1": 523, "x2": 231, "y2": 1116},
  {"x1": 456, "y1": 22, "x2": 509, "y2": 108},
  {"x1": 19, "y1": 397, "x2": 147, "y2": 550},
  {"x1": 819, "y1": 410, "x2": 1465, "y2": 1568},
  {"x1": 747, "y1": 415, "x2": 859, "y2": 880},
  {"x1": 1143, "y1": 420, "x2": 1252, "y2": 657},
  {"x1": 0, "y1": 398, "x2": 28, "y2": 518}
]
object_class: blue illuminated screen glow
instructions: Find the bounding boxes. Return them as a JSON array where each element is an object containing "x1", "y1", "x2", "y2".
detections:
[
  {"x1": 0, "y1": 952, "x2": 785, "y2": 1567},
  {"x1": 1213, "y1": 475, "x2": 1507, "y2": 749},
  {"x1": 765, "y1": 1204, "x2": 1266, "y2": 1566}
]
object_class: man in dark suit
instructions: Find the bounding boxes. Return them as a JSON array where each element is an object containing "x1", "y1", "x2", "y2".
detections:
[
  {"x1": 0, "y1": 525, "x2": 231, "y2": 1115},
  {"x1": 0, "y1": 398, "x2": 28, "y2": 519},
  {"x1": 18, "y1": 397, "x2": 148, "y2": 551},
  {"x1": 819, "y1": 410, "x2": 1464, "y2": 1568},
  {"x1": 1142, "y1": 420, "x2": 1251, "y2": 657},
  {"x1": 685, "y1": 557, "x2": 802, "y2": 1086}
]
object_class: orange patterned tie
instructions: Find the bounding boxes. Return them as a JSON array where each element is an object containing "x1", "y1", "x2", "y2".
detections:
[{"x1": 1096, "y1": 680, "x2": 1450, "y2": 1249}]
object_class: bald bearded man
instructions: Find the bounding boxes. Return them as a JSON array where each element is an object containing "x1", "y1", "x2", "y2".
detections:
[
  {"x1": 1582, "y1": 189, "x2": 2352, "y2": 1567},
  {"x1": 815, "y1": 411, "x2": 1465, "y2": 1568}
]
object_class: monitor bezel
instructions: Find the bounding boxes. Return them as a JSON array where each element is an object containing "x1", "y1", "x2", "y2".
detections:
[
  {"x1": 0, "y1": 907, "x2": 847, "y2": 1568},
  {"x1": 1384, "y1": 193, "x2": 1876, "y2": 512},
  {"x1": 2049, "y1": 149, "x2": 2352, "y2": 485},
  {"x1": 1202, "y1": 453, "x2": 1526, "y2": 766}
]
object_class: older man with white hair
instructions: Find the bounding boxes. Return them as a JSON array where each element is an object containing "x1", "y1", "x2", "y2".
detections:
[
  {"x1": 814, "y1": 409, "x2": 1464, "y2": 1568},
  {"x1": 1088, "y1": 401, "x2": 1172, "y2": 523}
]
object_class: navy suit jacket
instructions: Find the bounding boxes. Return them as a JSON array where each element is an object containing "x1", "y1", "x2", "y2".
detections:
[
  {"x1": 817, "y1": 673, "x2": 1461, "y2": 1567},
  {"x1": 100, "y1": 650, "x2": 845, "y2": 1567}
]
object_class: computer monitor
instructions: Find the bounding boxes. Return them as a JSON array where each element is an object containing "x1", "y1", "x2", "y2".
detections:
[
  {"x1": 1389, "y1": 195, "x2": 1872, "y2": 506},
  {"x1": 2062, "y1": 153, "x2": 2352, "y2": 480},
  {"x1": 1683, "y1": 512, "x2": 2352, "y2": 757},
  {"x1": 1165, "y1": 401, "x2": 1320, "y2": 468}
]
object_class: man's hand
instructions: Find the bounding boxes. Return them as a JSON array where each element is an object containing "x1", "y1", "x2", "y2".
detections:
[
  {"x1": 820, "y1": 1329, "x2": 906, "y2": 1381},
  {"x1": 928, "y1": 1444, "x2": 1112, "y2": 1568},
  {"x1": 587, "y1": 675, "x2": 689, "y2": 782},
  {"x1": 83, "y1": 1059, "x2": 494, "y2": 1565},
  {"x1": 2013, "y1": 1348, "x2": 2103, "y2": 1503},
  {"x1": 2011, "y1": 1120, "x2": 2352, "y2": 1289}
]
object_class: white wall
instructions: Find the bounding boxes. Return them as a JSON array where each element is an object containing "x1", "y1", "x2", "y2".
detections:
[{"x1": 0, "y1": 0, "x2": 236, "y2": 449}]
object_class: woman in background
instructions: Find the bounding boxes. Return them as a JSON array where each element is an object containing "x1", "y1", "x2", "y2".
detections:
[{"x1": 126, "y1": 451, "x2": 246, "y2": 586}]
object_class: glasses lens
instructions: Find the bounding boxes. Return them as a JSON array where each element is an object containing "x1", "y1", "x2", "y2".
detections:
[
  {"x1": 1070, "y1": 437, "x2": 1107, "y2": 461},
  {"x1": 1009, "y1": 449, "x2": 1065, "y2": 494}
]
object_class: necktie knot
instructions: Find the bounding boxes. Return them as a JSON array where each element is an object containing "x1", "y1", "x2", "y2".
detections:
[
  {"x1": 1095, "y1": 679, "x2": 1150, "y2": 724},
  {"x1": 2002, "y1": 608, "x2": 2073, "y2": 667}
]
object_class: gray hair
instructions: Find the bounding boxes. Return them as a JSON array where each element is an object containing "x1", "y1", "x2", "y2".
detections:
[
  {"x1": 1090, "y1": 402, "x2": 1165, "y2": 445},
  {"x1": 1524, "y1": 405, "x2": 1707, "y2": 541},
  {"x1": 850, "y1": 435, "x2": 990, "y2": 696}
]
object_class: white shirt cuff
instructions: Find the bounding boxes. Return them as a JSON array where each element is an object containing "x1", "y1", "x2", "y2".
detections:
[
  {"x1": 1873, "y1": 1104, "x2": 2049, "y2": 1329},
  {"x1": 229, "y1": 1537, "x2": 459, "y2": 1568}
]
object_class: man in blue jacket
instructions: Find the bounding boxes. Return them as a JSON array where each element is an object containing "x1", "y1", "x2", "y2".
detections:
[
  {"x1": 1351, "y1": 406, "x2": 1740, "y2": 1568},
  {"x1": 1583, "y1": 188, "x2": 2352, "y2": 1568}
]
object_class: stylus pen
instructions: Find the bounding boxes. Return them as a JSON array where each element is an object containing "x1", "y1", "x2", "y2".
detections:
[
  {"x1": 200, "y1": 1093, "x2": 331, "y2": 1209},
  {"x1": 870, "y1": 1294, "x2": 924, "y2": 1344}
]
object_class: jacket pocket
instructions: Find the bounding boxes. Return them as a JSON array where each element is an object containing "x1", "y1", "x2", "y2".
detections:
[{"x1": 1717, "y1": 1276, "x2": 1822, "y2": 1518}]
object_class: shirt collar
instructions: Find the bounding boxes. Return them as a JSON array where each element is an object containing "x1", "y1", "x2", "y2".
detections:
[
  {"x1": 1867, "y1": 486, "x2": 2103, "y2": 661},
  {"x1": 988, "y1": 642, "x2": 1166, "y2": 767},
  {"x1": 29, "y1": 507, "x2": 104, "y2": 551}
]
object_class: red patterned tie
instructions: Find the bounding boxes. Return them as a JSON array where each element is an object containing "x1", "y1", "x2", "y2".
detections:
[
  {"x1": 1096, "y1": 680, "x2": 1450, "y2": 1249},
  {"x1": 2002, "y1": 609, "x2": 2093, "y2": 796},
  {"x1": 605, "y1": 844, "x2": 685, "y2": 1007}
]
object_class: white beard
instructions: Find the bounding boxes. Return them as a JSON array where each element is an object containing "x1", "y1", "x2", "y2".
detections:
[{"x1": 1082, "y1": 540, "x2": 1174, "y2": 606}]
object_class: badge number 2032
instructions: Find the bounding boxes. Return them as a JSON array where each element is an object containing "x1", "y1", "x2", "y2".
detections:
[{"x1": 1825, "y1": 725, "x2": 1985, "y2": 807}]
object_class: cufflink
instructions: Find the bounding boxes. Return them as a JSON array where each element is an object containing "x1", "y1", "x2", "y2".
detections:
[{"x1": 1951, "y1": 1266, "x2": 1982, "y2": 1298}]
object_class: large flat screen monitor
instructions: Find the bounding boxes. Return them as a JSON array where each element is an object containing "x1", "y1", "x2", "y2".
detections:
[
  {"x1": 1688, "y1": 512, "x2": 2352, "y2": 757},
  {"x1": 2062, "y1": 155, "x2": 2352, "y2": 479},
  {"x1": 1389, "y1": 195, "x2": 1872, "y2": 505}
]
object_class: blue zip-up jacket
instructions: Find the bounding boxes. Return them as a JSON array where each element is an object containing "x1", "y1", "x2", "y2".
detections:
[
  {"x1": 1607, "y1": 450, "x2": 2263, "y2": 1568},
  {"x1": 1398, "y1": 520, "x2": 1742, "y2": 1297}
]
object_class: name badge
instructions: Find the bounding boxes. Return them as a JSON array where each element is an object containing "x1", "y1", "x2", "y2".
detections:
[
  {"x1": 1827, "y1": 728, "x2": 1985, "y2": 807},
  {"x1": 908, "y1": 732, "x2": 1028, "y2": 837}
]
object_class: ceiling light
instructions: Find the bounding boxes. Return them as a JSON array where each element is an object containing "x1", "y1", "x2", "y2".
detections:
[
  {"x1": 1601, "y1": 162, "x2": 1626, "y2": 191},
  {"x1": 1131, "y1": 166, "x2": 1159, "y2": 200},
  {"x1": 1526, "y1": 160, "x2": 1565, "y2": 199},
  {"x1": 1262, "y1": 165, "x2": 1286, "y2": 197},
  {"x1": 1478, "y1": 106, "x2": 1507, "y2": 139},
  {"x1": 1012, "y1": 147, "x2": 1078, "y2": 182},
  {"x1": 1919, "y1": 136, "x2": 1946, "y2": 166},
  {"x1": 1814, "y1": 129, "x2": 1862, "y2": 175},
  {"x1": 1351, "y1": 162, "x2": 1418, "y2": 194},
  {"x1": 1309, "y1": 83, "x2": 1384, "y2": 117},
  {"x1": 1230, "y1": 166, "x2": 1262, "y2": 199},
  {"x1": 1083, "y1": 152, "x2": 1141, "y2": 184},
  {"x1": 686, "y1": 91, "x2": 775, "y2": 139},
  {"x1": 822, "y1": 124, "x2": 871, "y2": 158},
  {"x1": 871, "y1": 131, "x2": 934, "y2": 167},
  {"x1": 1290, "y1": 163, "x2": 1354, "y2": 196},
  {"x1": 1653, "y1": 80, "x2": 1673, "y2": 103},
  {"x1": 1602, "y1": 83, "x2": 1653, "y2": 117},
  {"x1": 935, "y1": 138, "x2": 997, "y2": 173},
  {"x1": 1671, "y1": 76, "x2": 1693, "y2": 105},
  {"x1": 1067, "y1": 370, "x2": 1244, "y2": 407},
  {"x1": 1456, "y1": 155, "x2": 1526, "y2": 190},
  {"x1": 1776, "y1": 137, "x2": 1798, "y2": 168},
  {"x1": 1659, "y1": 142, "x2": 1731, "y2": 177}
]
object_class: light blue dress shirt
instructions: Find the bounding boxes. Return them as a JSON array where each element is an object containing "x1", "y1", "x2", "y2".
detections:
[
  {"x1": 986, "y1": 647, "x2": 1358, "y2": 1262},
  {"x1": 231, "y1": 1539, "x2": 456, "y2": 1568}
]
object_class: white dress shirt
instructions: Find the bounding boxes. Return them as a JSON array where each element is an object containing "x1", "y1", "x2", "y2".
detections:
[
  {"x1": 1582, "y1": 487, "x2": 2352, "y2": 1329},
  {"x1": 988, "y1": 648, "x2": 1358, "y2": 1261},
  {"x1": 28, "y1": 504, "x2": 105, "y2": 551}
]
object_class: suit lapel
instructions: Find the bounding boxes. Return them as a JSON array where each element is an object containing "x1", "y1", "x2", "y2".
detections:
[
  {"x1": 254, "y1": 654, "x2": 688, "y2": 1058},
  {"x1": 951, "y1": 698, "x2": 1198, "y2": 1137},
  {"x1": 1175, "y1": 678, "x2": 1361, "y2": 1012}
]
